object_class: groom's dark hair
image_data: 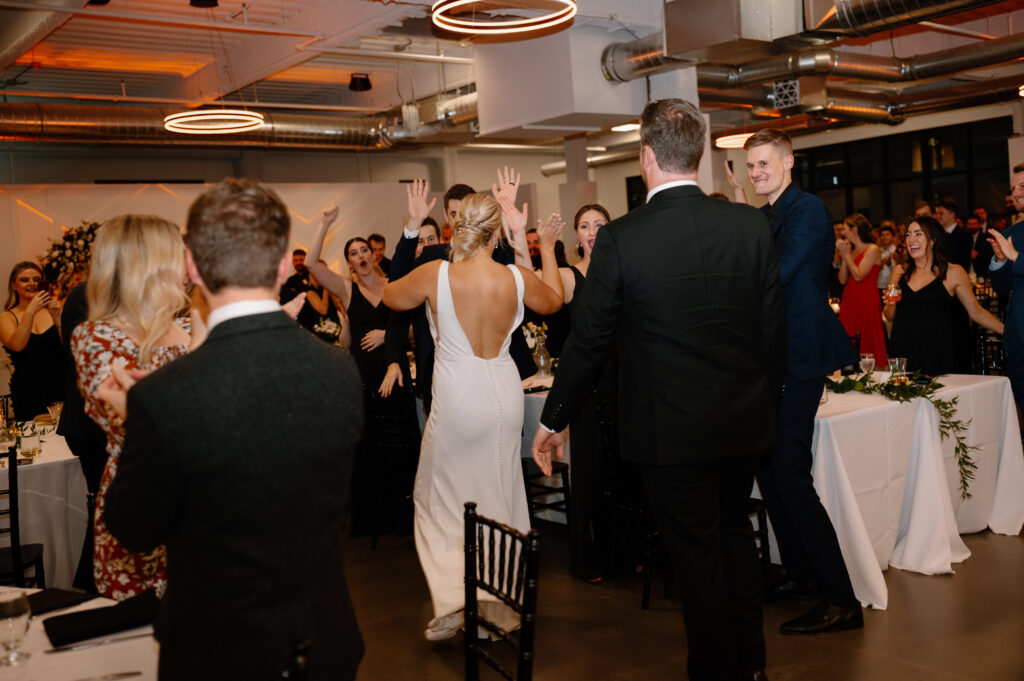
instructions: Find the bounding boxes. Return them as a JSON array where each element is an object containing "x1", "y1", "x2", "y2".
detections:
[{"x1": 186, "y1": 177, "x2": 290, "y2": 293}]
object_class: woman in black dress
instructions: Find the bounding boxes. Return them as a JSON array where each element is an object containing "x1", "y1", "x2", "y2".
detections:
[
  {"x1": 557, "y1": 204, "x2": 618, "y2": 582},
  {"x1": 307, "y1": 207, "x2": 417, "y2": 538},
  {"x1": 1, "y1": 262, "x2": 66, "y2": 420},
  {"x1": 885, "y1": 216, "x2": 1002, "y2": 375}
]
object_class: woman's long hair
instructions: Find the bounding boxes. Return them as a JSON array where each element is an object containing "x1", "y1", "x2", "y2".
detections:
[
  {"x1": 87, "y1": 215, "x2": 188, "y2": 367},
  {"x1": 900, "y1": 215, "x2": 949, "y2": 285},
  {"x1": 844, "y1": 213, "x2": 875, "y2": 244},
  {"x1": 4, "y1": 261, "x2": 44, "y2": 311},
  {"x1": 343, "y1": 236, "x2": 386, "y2": 282},
  {"x1": 450, "y1": 193, "x2": 521, "y2": 263}
]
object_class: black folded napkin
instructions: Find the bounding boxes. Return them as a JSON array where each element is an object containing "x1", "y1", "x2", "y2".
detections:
[
  {"x1": 28, "y1": 588, "x2": 97, "y2": 616},
  {"x1": 43, "y1": 589, "x2": 159, "y2": 648}
]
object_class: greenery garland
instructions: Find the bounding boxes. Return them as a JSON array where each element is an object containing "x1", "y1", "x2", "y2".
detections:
[
  {"x1": 39, "y1": 220, "x2": 100, "y2": 283},
  {"x1": 825, "y1": 371, "x2": 978, "y2": 500}
]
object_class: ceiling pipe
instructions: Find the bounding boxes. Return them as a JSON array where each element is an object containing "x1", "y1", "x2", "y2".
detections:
[
  {"x1": 695, "y1": 33, "x2": 1024, "y2": 88},
  {"x1": 812, "y1": 0, "x2": 1005, "y2": 37},
  {"x1": 0, "y1": 89, "x2": 386, "y2": 114},
  {"x1": 304, "y1": 47, "x2": 474, "y2": 66},
  {"x1": 0, "y1": 103, "x2": 393, "y2": 149},
  {"x1": 0, "y1": 0, "x2": 325, "y2": 38},
  {"x1": 602, "y1": 0, "x2": 1011, "y2": 84}
]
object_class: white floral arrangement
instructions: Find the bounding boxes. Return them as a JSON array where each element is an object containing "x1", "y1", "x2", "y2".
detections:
[
  {"x1": 523, "y1": 321, "x2": 548, "y2": 350},
  {"x1": 40, "y1": 220, "x2": 100, "y2": 282},
  {"x1": 314, "y1": 318, "x2": 341, "y2": 337}
]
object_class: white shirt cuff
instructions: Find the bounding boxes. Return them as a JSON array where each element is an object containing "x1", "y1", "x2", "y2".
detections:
[
  {"x1": 403, "y1": 225, "x2": 420, "y2": 239},
  {"x1": 989, "y1": 257, "x2": 1008, "y2": 271},
  {"x1": 540, "y1": 423, "x2": 556, "y2": 433}
]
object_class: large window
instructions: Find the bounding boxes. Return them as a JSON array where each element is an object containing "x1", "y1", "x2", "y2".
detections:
[{"x1": 795, "y1": 117, "x2": 1012, "y2": 224}]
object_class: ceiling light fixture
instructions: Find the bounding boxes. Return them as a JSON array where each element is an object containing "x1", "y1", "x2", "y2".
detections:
[
  {"x1": 431, "y1": 0, "x2": 577, "y2": 35},
  {"x1": 1019, "y1": 84, "x2": 1024, "y2": 97},
  {"x1": 349, "y1": 73, "x2": 372, "y2": 92},
  {"x1": 163, "y1": 109, "x2": 264, "y2": 134},
  {"x1": 610, "y1": 123, "x2": 639, "y2": 133},
  {"x1": 715, "y1": 132, "x2": 755, "y2": 149}
]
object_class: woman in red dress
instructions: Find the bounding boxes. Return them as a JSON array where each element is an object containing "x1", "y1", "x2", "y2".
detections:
[
  {"x1": 71, "y1": 215, "x2": 199, "y2": 600},
  {"x1": 837, "y1": 213, "x2": 887, "y2": 364}
]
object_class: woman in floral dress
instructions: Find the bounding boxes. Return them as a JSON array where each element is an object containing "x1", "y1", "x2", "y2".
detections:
[{"x1": 71, "y1": 214, "x2": 199, "y2": 600}]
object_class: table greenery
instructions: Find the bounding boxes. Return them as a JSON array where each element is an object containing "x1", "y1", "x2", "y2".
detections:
[{"x1": 825, "y1": 371, "x2": 977, "y2": 500}]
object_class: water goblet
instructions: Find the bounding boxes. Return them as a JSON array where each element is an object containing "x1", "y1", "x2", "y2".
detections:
[
  {"x1": 0, "y1": 591, "x2": 31, "y2": 665},
  {"x1": 859, "y1": 353, "x2": 875, "y2": 375}
]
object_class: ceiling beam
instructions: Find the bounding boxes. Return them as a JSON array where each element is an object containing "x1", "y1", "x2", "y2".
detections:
[{"x1": 0, "y1": 0, "x2": 87, "y2": 72}]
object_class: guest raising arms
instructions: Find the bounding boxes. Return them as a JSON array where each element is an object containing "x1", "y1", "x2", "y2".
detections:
[
  {"x1": 382, "y1": 191, "x2": 563, "y2": 641},
  {"x1": 837, "y1": 213, "x2": 887, "y2": 363},
  {"x1": 70, "y1": 215, "x2": 201, "y2": 600},
  {"x1": 1, "y1": 262, "x2": 67, "y2": 420},
  {"x1": 885, "y1": 216, "x2": 1002, "y2": 376}
]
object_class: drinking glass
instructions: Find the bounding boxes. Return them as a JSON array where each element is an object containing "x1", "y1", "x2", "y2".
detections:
[
  {"x1": 47, "y1": 402, "x2": 63, "y2": 423},
  {"x1": 887, "y1": 357, "x2": 907, "y2": 377},
  {"x1": 0, "y1": 591, "x2": 31, "y2": 665},
  {"x1": 883, "y1": 283, "x2": 902, "y2": 305},
  {"x1": 19, "y1": 433, "x2": 40, "y2": 464},
  {"x1": 859, "y1": 353, "x2": 875, "y2": 375}
]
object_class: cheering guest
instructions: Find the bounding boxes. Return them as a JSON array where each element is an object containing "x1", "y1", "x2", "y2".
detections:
[
  {"x1": 744, "y1": 129, "x2": 860, "y2": 635},
  {"x1": 1, "y1": 262, "x2": 66, "y2": 420},
  {"x1": 70, "y1": 215, "x2": 198, "y2": 600},
  {"x1": 104, "y1": 179, "x2": 364, "y2": 681},
  {"x1": 988, "y1": 163, "x2": 1024, "y2": 410},
  {"x1": 535, "y1": 99, "x2": 784, "y2": 681},
  {"x1": 885, "y1": 217, "x2": 1002, "y2": 376},
  {"x1": 279, "y1": 248, "x2": 309, "y2": 304},
  {"x1": 837, "y1": 213, "x2": 887, "y2": 364},
  {"x1": 368, "y1": 233, "x2": 391, "y2": 276}
]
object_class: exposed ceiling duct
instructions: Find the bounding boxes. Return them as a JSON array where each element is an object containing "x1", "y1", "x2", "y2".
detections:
[
  {"x1": 807, "y1": 0, "x2": 1006, "y2": 37},
  {"x1": 694, "y1": 33, "x2": 1024, "y2": 88},
  {"x1": 0, "y1": 103, "x2": 394, "y2": 150}
]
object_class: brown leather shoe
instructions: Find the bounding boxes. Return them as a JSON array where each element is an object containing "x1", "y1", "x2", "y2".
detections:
[{"x1": 780, "y1": 601, "x2": 863, "y2": 635}]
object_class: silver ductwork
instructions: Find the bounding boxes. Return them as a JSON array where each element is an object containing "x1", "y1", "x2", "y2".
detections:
[
  {"x1": 807, "y1": 0, "x2": 1005, "y2": 37},
  {"x1": 695, "y1": 33, "x2": 1024, "y2": 88},
  {"x1": 0, "y1": 103, "x2": 394, "y2": 149}
]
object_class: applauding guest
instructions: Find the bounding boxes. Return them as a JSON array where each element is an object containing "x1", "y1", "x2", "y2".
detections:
[
  {"x1": 885, "y1": 216, "x2": 1002, "y2": 376},
  {"x1": 1, "y1": 262, "x2": 66, "y2": 420},
  {"x1": 837, "y1": 213, "x2": 887, "y2": 364},
  {"x1": 103, "y1": 179, "x2": 365, "y2": 681},
  {"x1": 70, "y1": 215, "x2": 199, "y2": 600}
]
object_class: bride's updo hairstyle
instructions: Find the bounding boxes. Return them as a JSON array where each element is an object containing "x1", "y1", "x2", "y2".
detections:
[{"x1": 450, "y1": 193, "x2": 520, "y2": 263}]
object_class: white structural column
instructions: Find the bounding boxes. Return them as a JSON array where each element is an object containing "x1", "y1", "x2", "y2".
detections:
[{"x1": 559, "y1": 134, "x2": 598, "y2": 235}]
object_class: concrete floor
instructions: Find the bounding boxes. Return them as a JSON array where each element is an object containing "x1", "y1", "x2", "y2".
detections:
[{"x1": 345, "y1": 523, "x2": 1024, "y2": 681}]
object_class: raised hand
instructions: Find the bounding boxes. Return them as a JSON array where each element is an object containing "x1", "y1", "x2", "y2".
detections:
[
  {"x1": 724, "y1": 159, "x2": 741, "y2": 188},
  {"x1": 25, "y1": 290, "x2": 50, "y2": 316},
  {"x1": 322, "y1": 204, "x2": 339, "y2": 226},
  {"x1": 492, "y1": 166, "x2": 521, "y2": 205},
  {"x1": 836, "y1": 238, "x2": 852, "y2": 255},
  {"x1": 406, "y1": 179, "x2": 436, "y2": 228},
  {"x1": 990, "y1": 230, "x2": 1016, "y2": 262},
  {"x1": 536, "y1": 213, "x2": 565, "y2": 250},
  {"x1": 495, "y1": 194, "x2": 528, "y2": 236}
]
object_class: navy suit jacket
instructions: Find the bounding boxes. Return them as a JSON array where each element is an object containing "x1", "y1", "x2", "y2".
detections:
[
  {"x1": 766, "y1": 183, "x2": 856, "y2": 379},
  {"x1": 989, "y1": 220, "x2": 1024, "y2": 353}
]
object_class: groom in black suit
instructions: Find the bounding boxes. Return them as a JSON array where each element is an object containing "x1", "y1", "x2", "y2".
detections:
[
  {"x1": 105, "y1": 178, "x2": 364, "y2": 681},
  {"x1": 534, "y1": 99, "x2": 785, "y2": 681}
]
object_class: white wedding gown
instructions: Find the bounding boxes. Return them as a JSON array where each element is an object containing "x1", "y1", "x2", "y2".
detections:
[{"x1": 415, "y1": 260, "x2": 531, "y2": 620}]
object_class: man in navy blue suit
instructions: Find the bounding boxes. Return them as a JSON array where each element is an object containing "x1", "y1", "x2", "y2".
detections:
[
  {"x1": 744, "y1": 129, "x2": 862, "y2": 634},
  {"x1": 988, "y1": 162, "x2": 1024, "y2": 411}
]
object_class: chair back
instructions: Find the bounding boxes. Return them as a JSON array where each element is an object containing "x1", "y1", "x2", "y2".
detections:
[
  {"x1": 464, "y1": 502, "x2": 540, "y2": 681},
  {"x1": 0, "y1": 444, "x2": 27, "y2": 586}
]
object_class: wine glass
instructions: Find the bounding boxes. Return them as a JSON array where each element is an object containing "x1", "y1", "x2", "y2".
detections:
[
  {"x1": 859, "y1": 353, "x2": 875, "y2": 375},
  {"x1": 0, "y1": 591, "x2": 31, "y2": 665},
  {"x1": 883, "y1": 283, "x2": 902, "y2": 305},
  {"x1": 19, "y1": 433, "x2": 40, "y2": 464},
  {"x1": 47, "y1": 402, "x2": 63, "y2": 423}
]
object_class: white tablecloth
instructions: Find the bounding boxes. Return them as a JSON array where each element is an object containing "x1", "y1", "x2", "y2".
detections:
[
  {"x1": 1, "y1": 434, "x2": 88, "y2": 589},
  {"x1": 814, "y1": 373, "x2": 1024, "y2": 610},
  {"x1": 2, "y1": 586, "x2": 156, "y2": 681}
]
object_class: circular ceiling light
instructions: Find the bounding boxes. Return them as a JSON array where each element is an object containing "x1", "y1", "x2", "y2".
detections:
[
  {"x1": 431, "y1": 0, "x2": 577, "y2": 35},
  {"x1": 163, "y1": 109, "x2": 265, "y2": 135},
  {"x1": 715, "y1": 132, "x2": 755, "y2": 149}
]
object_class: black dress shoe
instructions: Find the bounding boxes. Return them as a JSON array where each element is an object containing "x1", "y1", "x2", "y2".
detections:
[
  {"x1": 770, "y1": 578, "x2": 819, "y2": 602},
  {"x1": 780, "y1": 601, "x2": 863, "y2": 635}
]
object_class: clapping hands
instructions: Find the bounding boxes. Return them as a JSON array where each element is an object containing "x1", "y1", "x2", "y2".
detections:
[
  {"x1": 536, "y1": 213, "x2": 565, "y2": 249},
  {"x1": 990, "y1": 229, "x2": 1017, "y2": 263}
]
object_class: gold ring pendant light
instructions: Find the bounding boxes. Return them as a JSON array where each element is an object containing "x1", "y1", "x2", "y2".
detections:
[
  {"x1": 431, "y1": 0, "x2": 578, "y2": 35},
  {"x1": 163, "y1": 109, "x2": 265, "y2": 134}
]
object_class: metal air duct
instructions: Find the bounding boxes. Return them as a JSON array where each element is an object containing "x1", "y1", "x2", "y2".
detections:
[
  {"x1": 0, "y1": 103, "x2": 394, "y2": 149},
  {"x1": 808, "y1": 0, "x2": 1006, "y2": 37}
]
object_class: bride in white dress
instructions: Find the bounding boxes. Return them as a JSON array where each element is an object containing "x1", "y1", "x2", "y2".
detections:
[{"x1": 382, "y1": 186, "x2": 563, "y2": 641}]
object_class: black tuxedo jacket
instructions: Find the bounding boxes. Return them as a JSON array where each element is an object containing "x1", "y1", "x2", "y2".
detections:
[
  {"x1": 105, "y1": 310, "x2": 364, "y2": 681},
  {"x1": 542, "y1": 184, "x2": 786, "y2": 465}
]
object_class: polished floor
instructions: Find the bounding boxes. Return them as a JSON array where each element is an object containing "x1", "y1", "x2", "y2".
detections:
[{"x1": 346, "y1": 523, "x2": 1024, "y2": 681}]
